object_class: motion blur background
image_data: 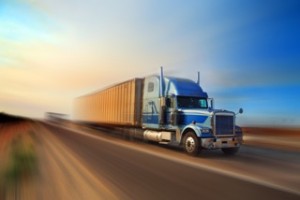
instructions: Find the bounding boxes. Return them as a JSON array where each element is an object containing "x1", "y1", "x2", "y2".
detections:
[{"x1": 1, "y1": 0, "x2": 299, "y2": 126}]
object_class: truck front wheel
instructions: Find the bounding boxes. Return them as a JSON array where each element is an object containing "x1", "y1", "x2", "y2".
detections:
[{"x1": 183, "y1": 132, "x2": 200, "y2": 156}]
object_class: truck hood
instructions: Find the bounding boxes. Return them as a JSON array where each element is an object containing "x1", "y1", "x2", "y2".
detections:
[
  {"x1": 178, "y1": 108, "x2": 234, "y2": 116},
  {"x1": 177, "y1": 108, "x2": 235, "y2": 128}
]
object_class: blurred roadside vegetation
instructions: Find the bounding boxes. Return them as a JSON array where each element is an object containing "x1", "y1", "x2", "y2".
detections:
[{"x1": 0, "y1": 113, "x2": 38, "y2": 199}]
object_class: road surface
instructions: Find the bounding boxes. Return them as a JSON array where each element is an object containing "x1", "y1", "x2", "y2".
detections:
[{"x1": 35, "y1": 122, "x2": 300, "y2": 200}]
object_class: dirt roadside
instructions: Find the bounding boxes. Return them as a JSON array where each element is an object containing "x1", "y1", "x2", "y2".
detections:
[
  {"x1": 0, "y1": 119, "x2": 117, "y2": 200},
  {"x1": 242, "y1": 127, "x2": 300, "y2": 151}
]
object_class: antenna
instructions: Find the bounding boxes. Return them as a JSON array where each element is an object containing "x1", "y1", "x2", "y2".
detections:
[{"x1": 196, "y1": 71, "x2": 200, "y2": 85}]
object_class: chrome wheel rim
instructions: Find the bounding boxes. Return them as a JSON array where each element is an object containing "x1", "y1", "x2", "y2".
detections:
[{"x1": 185, "y1": 136, "x2": 196, "y2": 152}]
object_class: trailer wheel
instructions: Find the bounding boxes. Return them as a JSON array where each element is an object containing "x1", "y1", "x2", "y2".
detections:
[
  {"x1": 222, "y1": 147, "x2": 239, "y2": 155},
  {"x1": 183, "y1": 132, "x2": 200, "y2": 156}
]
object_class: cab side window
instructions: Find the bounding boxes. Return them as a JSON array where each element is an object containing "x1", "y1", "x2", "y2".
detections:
[{"x1": 148, "y1": 82, "x2": 154, "y2": 92}]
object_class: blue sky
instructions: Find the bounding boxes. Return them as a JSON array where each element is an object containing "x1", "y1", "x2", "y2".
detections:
[{"x1": 0, "y1": 0, "x2": 299, "y2": 126}]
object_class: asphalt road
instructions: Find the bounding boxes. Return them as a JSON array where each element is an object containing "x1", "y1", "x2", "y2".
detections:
[{"x1": 42, "y1": 122, "x2": 300, "y2": 200}]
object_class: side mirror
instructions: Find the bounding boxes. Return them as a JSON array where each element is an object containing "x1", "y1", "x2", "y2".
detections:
[
  {"x1": 208, "y1": 98, "x2": 214, "y2": 109},
  {"x1": 238, "y1": 108, "x2": 243, "y2": 114}
]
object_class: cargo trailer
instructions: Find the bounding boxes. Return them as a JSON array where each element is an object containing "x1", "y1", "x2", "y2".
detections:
[{"x1": 74, "y1": 79, "x2": 144, "y2": 126}]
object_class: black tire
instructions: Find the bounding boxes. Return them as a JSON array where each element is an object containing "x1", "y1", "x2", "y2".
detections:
[
  {"x1": 222, "y1": 147, "x2": 239, "y2": 155},
  {"x1": 183, "y1": 132, "x2": 200, "y2": 156}
]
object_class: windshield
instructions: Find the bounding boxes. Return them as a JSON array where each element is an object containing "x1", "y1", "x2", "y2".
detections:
[{"x1": 177, "y1": 96, "x2": 208, "y2": 109}]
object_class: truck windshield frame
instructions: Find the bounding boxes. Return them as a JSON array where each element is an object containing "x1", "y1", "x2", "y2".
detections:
[{"x1": 177, "y1": 96, "x2": 208, "y2": 109}]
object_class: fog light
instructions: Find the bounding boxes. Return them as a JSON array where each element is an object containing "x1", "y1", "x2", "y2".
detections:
[{"x1": 208, "y1": 143, "x2": 214, "y2": 150}]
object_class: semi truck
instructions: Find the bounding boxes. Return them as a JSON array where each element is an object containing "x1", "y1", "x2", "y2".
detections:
[{"x1": 74, "y1": 68, "x2": 243, "y2": 156}]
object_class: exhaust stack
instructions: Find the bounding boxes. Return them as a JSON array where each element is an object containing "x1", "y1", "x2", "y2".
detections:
[
  {"x1": 159, "y1": 66, "x2": 166, "y2": 126},
  {"x1": 159, "y1": 66, "x2": 165, "y2": 97}
]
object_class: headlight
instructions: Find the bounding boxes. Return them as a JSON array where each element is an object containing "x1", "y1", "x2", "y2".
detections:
[{"x1": 201, "y1": 128, "x2": 211, "y2": 134}]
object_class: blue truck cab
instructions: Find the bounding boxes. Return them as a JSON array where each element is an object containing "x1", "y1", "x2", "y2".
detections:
[{"x1": 142, "y1": 68, "x2": 243, "y2": 155}]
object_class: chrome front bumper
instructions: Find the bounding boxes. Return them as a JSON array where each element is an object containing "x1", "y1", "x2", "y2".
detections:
[{"x1": 202, "y1": 136, "x2": 243, "y2": 150}]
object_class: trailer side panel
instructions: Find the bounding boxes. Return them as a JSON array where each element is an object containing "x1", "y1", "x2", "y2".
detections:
[{"x1": 74, "y1": 78, "x2": 144, "y2": 127}]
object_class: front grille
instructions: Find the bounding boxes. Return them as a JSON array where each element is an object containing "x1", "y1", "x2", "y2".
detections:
[{"x1": 215, "y1": 115, "x2": 234, "y2": 135}]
